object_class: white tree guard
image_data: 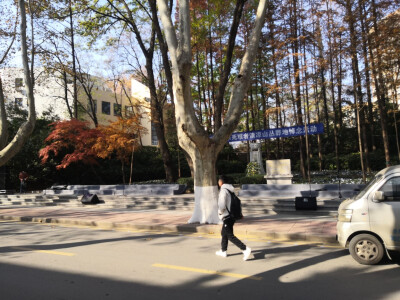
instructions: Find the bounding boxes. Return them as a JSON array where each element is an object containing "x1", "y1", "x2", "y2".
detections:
[{"x1": 188, "y1": 185, "x2": 220, "y2": 224}]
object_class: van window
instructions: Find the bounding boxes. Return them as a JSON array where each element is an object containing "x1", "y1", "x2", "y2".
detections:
[
  {"x1": 379, "y1": 177, "x2": 400, "y2": 201},
  {"x1": 355, "y1": 174, "x2": 383, "y2": 200}
]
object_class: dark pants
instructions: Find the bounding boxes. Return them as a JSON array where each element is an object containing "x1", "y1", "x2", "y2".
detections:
[
  {"x1": 20, "y1": 180, "x2": 26, "y2": 193},
  {"x1": 221, "y1": 217, "x2": 246, "y2": 252}
]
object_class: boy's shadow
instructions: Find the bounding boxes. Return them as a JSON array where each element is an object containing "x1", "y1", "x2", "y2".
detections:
[{"x1": 228, "y1": 244, "x2": 317, "y2": 261}]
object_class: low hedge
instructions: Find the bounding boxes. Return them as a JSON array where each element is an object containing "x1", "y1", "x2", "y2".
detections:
[
  {"x1": 177, "y1": 173, "x2": 266, "y2": 193},
  {"x1": 238, "y1": 175, "x2": 265, "y2": 185},
  {"x1": 177, "y1": 177, "x2": 194, "y2": 193}
]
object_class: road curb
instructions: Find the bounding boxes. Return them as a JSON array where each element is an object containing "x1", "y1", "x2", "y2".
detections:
[{"x1": 0, "y1": 214, "x2": 338, "y2": 244}]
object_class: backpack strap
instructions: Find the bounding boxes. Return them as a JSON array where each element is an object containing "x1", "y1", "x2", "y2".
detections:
[{"x1": 225, "y1": 190, "x2": 234, "y2": 216}]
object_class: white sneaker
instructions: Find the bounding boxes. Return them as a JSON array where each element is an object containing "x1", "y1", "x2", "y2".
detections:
[
  {"x1": 242, "y1": 247, "x2": 251, "y2": 261},
  {"x1": 216, "y1": 250, "x2": 227, "y2": 257}
]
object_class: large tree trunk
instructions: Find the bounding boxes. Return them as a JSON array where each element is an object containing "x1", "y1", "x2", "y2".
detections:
[
  {"x1": 359, "y1": 0, "x2": 376, "y2": 151},
  {"x1": 0, "y1": 0, "x2": 36, "y2": 166},
  {"x1": 149, "y1": 0, "x2": 179, "y2": 182},
  {"x1": 344, "y1": 0, "x2": 366, "y2": 182},
  {"x1": 190, "y1": 145, "x2": 219, "y2": 223},
  {"x1": 315, "y1": 18, "x2": 330, "y2": 137},
  {"x1": 214, "y1": 0, "x2": 246, "y2": 131},
  {"x1": 267, "y1": 7, "x2": 281, "y2": 158},
  {"x1": 157, "y1": 0, "x2": 267, "y2": 224},
  {"x1": 62, "y1": 70, "x2": 74, "y2": 119},
  {"x1": 146, "y1": 57, "x2": 177, "y2": 183},
  {"x1": 325, "y1": 5, "x2": 340, "y2": 172},
  {"x1": 0, "y1": 8, "x2": 17, "y2": 150},
  {"x1": 0, "y1": 77, "x2": 8, "y2": 150},
  {"x1": 290, "y1": 0, "x2": 306, "y2": 178},
  {"x1": 370, "y1": 0, "x2": 391, "y2": 167}
]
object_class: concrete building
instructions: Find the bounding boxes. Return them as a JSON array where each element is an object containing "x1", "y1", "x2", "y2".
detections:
[
  {"x1": 0, "y1": 67, "x2": 72, "y2": 119},
  {"x1": 0, "y1": 67, "x2": 157, "y2": 146}
]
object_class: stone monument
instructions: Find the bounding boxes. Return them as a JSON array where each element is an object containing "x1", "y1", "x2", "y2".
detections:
[
  {"x1": 249, "y1": 142, "x2": 265, "y2": 174},
  {"x1": 265, "y1": 159, "x2": 293, "y2": 184}
]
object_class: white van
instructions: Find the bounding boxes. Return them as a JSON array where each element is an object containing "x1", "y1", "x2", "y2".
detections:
[{"x1": 337, "y1": 166, "x2": 400, "y2": 265}]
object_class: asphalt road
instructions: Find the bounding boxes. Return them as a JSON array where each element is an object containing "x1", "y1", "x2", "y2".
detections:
[{"x1": 1, "y1": 220, "x2": 400, "y2": 300}]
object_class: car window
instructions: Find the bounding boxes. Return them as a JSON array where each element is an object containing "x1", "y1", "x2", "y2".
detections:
[
  {"x1": 379, "y1": 177, "x2": 400, "y2": 201},
  {"x1": 355, "y1": 174, "x2": 383, "y2": 200}
]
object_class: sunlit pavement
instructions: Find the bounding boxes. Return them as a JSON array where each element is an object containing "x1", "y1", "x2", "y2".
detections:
[
  {"x1": 0, "y1": 221, "x2": 400, "y2": 300},
  {"x1": 0, "y1": 206, "x2": 337, "y2": 243}
]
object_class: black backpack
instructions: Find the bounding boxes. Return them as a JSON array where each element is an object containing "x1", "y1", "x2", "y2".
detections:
[{"x1": 226, "y1": 191, "x2": 243, "y2": 220}]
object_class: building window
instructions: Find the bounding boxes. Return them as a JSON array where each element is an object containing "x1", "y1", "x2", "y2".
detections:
[
  {"x1": 15, "y1": 98, "x2": 23, "y2": 106},
  {"x1": 15, "y1": 78, "x2": 23, "y2": 89},
  {"x1": 125, "y1": 105, "x2": 133, "y2": 116},
  {"x1": 114, "y1": 103, "x2": 122, "y2": 116},
  {"x1": 151, "y1": 122, "x2": 158, "y2": 146},
  {"x1": 102, "y1": 101, "x2": 110, "y2": 115}
]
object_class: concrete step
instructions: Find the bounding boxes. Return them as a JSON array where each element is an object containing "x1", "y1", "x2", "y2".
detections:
[
  {"x1": 45, "y1": 184, "x2": 187, "y2": 196},
  {"x1": 241, "y1": 183, "x2": 364, "y2": 191},
  {"x1": 239, "y1": 190, "x2": 358, "y2": 198}
]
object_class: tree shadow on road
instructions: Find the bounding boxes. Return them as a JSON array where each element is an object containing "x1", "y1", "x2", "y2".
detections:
[
  {"x1": 226, "y1": 244, "x2": 344, "y2": 262},
  {"x1": 0, "y1": 222, "x2": 189, "y2": 255},
  {"x1": 1, "y1": 246, "x2": 399, "y2": 300}
]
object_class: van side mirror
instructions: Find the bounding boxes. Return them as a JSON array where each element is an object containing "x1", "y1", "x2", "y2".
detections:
[{"x1": 373, "y1": 191, "x2": 385, "y2": 202}]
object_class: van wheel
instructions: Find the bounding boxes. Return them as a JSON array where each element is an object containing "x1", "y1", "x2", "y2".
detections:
[{"x1": 349, "y1": 234, "x2": 384, "y2": 265}]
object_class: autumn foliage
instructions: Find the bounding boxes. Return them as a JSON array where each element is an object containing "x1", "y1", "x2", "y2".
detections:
[
  {"x1": 39, "y1": 119, "x2": 100, "y2": 170},
  {"x1": 39, "y1": 116, "x2": 147, "y2": 174},
  {"x1": 93, "y1": 115, "x2": 147, "y2": 163}
]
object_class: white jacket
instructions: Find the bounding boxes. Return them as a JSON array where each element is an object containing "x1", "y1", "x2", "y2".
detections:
[{"x1": 218, "y1": 184, "x2": 235, "y2": 220}]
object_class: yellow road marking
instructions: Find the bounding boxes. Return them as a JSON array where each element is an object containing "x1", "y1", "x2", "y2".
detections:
[
  {"x1": 152, "y1": 263, "x2": 262, "y2": 281},
  {"x1": 11, "y1": 246, "x2": 75, "y2": 256}
]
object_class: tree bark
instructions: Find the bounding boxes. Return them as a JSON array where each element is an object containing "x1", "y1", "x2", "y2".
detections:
[
  {"x1": 316, "y1": 18, "x2": 330, "y2": 137},
  {"x1": 63, "y1": 70, "x2": 74, "y2": 119},
  {"x1": 195, "y1": 50, "x2": 203, "y2": 124},
  {"x1": 359, "y1": 0, "x2": 376, "y2": 151},
  {"x1": 289, "y1": 0, "x2": 306, "y2": 178},
  {"x1": 370, "y1": 0, "x2": 391, "y2": 167},
  {"x1": 148, "y1": 0, "x2": 174, "y2": 104},
  {"x1": 266, "y1": 8, "x2": 282, "y2": 158},
  {"x1": 146, "y1": 56, "x2": 177, "y2": 182},
  {"x1": 325, "y1": 6, "x2": 340, "y2": 172},
  {"x1": 344, "y1": 0, "x2": 366, "y2": 182},
  {"x1": 312, "y1": 40, "x2": 323, "y2": 171}
]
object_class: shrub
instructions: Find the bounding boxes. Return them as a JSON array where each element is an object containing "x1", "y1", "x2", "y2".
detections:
[
  {"x1": 245, "y1": 162, "x2": 261, "y2": 176},
  {"x1": 225, "y1": 173, "x2": 245, "y2": 184},
  {"x1": 217, "y1": 160, "x2": 246, "y2": 174},
  {"x1": 131, "y1": 146, "x2": 165, "y2": 182},
  {"x1": 238, "y1": 175, "x2": 265, "y2": 185},
  {"x1": 135, "y1": 179, "x2": 167, "y2": 184},
  {"x1": 177, "y1": 177, "x2": 194, "y2": 193}
]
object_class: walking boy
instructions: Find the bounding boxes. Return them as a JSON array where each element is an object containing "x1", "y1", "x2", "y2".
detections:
[{"x1": 216, "y1": 175, "x2": 251, "y2": 261}]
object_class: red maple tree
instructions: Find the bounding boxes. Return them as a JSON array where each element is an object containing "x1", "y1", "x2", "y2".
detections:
[{"x1": 39, "y1": 119, "x2": 101, "y2": 170}]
